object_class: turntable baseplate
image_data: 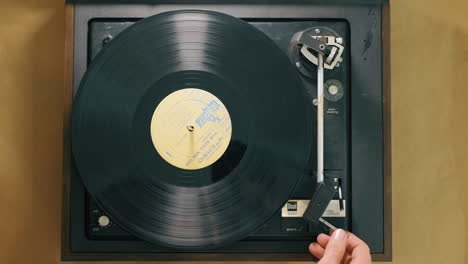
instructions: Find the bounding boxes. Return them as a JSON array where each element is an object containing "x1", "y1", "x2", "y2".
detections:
[{"x1": 84, "y1": 18, "x2": 350, "y2": 242}]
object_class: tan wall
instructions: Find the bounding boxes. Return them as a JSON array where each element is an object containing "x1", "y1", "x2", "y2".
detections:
[{"x1": 0, "y1": 0, "x2": 467, "y2": 263}]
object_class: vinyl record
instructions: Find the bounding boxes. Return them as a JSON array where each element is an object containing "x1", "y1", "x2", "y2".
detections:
[{"x1": 72, "y1": 10, "x2": 313, "y2": 249}]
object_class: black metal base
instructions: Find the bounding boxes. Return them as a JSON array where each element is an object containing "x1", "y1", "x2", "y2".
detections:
[{"x1": 66, "y1": 3, "x2": 386, "y2": 259}]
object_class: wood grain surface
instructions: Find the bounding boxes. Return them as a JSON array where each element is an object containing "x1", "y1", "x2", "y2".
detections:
[{"x1": 0, "y1": 0, "x2": 467, "y2": 263}]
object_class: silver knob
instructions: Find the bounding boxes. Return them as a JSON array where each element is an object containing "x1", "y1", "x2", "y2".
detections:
[
  {"x1": 328, "y1": 85, "x2": 339, "y2": 95},
  {"x1": 98, "y1": 215, "x2": 110, "y2": 227}
]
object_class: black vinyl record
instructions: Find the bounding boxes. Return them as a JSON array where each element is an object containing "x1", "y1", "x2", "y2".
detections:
[{"x1": 72, "y1": 10, "x2": 313, "y2": 249}]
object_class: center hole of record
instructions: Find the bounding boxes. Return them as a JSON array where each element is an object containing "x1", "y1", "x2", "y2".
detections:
[{"x1": 150, "y1": 88, "x2": 232, "y2": 170}]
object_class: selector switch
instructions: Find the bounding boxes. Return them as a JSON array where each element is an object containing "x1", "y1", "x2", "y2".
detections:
[
  {"x1": 324, "y1": 79, "x2": 344, "y2": 101},
  {"x1": 98, "y1": 215, "x2": 110, "y2": 227},
  {"x1": 328, "y1": 84, "x2": 339, "y2": 95}
]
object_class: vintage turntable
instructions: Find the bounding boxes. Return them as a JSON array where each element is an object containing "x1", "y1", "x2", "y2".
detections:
[{"x1": 62, "y1": 0, "x2": 391, "y2": 261}]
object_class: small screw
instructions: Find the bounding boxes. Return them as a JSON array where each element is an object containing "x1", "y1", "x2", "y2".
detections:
[
  {"x1": 295, "y1": 61, "x2": 301, "y2": 68},
  {"x1": 315, "y1": 28, "x2": 321, "y2": 34},
  {"x1": 102, "y1": 35, "x2": 113, "y2": 46},
  {"x1": 313, "y1": 99, "x2": 318, "y2": 105},
  {"x1": 319, "y1": 44, "x2": 325, "y2": 50},
  {"x1": 187, "y1": 125, "x2": 195, "y2": 132}
]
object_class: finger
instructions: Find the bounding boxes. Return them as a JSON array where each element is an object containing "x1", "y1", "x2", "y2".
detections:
[
  {"x1": 311, "y1": 237, "x2": 353, "y2": 263},
  {"x1": 320, "y1": 233, "x2": 352, "y2": 263},
  {"x1": 321, "y1": 229, "x2": 371, "y2": 263},
  {"x1": 309, "y1": 242, "x2": 326, "y2": 259},
  {"x1": 329, "y1": 230, "x2": 370, "y2": 255},
  {"x1": 317, "y1": 233, "x2": 330, "y2": 248},
  {"x1": 350, "y1": 244, "x2": 371, "y2": 264},
  {"x1": 319, "y1": 229, "x2": 347, "y2": 264},
  {"x1": 339, "y1": 232, "x2": 370, "y2": 264},
  {"x1": 345, "y1": 232, "x2": 367, "y2": 250},
  {"x1": 344, "y1": 253, "x2": 353, "y2": 264}
]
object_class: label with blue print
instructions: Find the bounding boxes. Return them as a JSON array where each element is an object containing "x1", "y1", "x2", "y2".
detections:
[{"x1": 150, "y1": 88, "x2": 232, "y2": 170}]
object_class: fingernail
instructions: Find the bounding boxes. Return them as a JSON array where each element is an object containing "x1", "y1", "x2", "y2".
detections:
[{"x1": 332, "y1": 229, "x2": 346, "y2": 240}]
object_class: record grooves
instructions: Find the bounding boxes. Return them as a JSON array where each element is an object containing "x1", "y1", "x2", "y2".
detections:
[{"x1": 72, "y1": 10, "x2": 313, "y2": 249}]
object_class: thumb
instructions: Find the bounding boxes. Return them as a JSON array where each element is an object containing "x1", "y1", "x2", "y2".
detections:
[{"x1": 319, "y1": 229, "x2": 347, "y2": 264}]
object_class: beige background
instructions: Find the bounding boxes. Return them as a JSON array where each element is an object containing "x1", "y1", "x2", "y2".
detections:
[{"x1": 1, "y1": 0, "x2": 467, "y2": 263}]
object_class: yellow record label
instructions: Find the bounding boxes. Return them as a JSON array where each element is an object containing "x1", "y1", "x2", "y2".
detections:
[{"x1": 150, "y1": 88, "x2": 232, "y2": 170}]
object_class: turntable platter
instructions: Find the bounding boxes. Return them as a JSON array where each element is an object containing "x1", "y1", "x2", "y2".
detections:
[{"x1": 71, "y1": 10, "x2": 313, "y2": 249}]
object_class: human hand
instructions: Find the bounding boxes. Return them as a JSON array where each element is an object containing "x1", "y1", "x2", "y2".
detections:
[{"x1": 309, "y1": 229, "x2": 371, "y2": 264}]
